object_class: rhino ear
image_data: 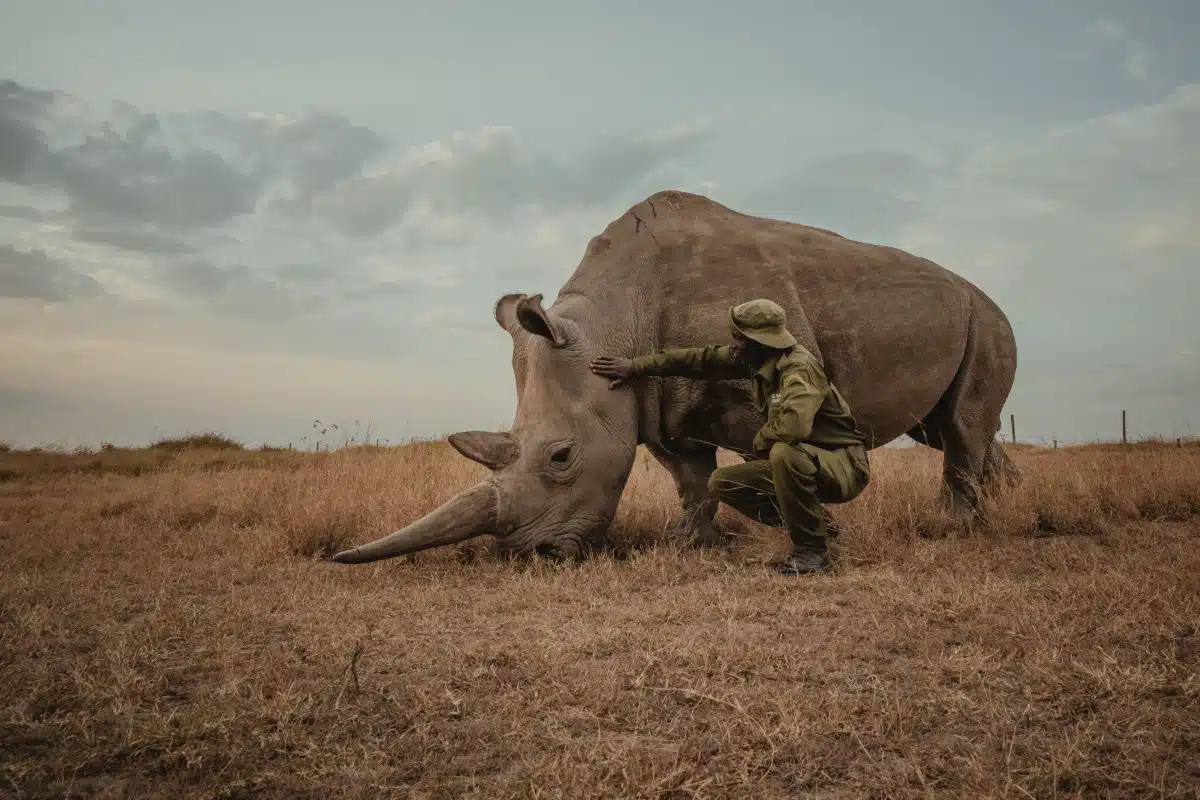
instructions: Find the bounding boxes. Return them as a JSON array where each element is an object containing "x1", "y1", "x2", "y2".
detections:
[
  {"x1": 448, "y1": 431, "x2": 519, "y2": 471},
  {"x1": 515, "y1": 293, "x2": 567, "y2": 347},
  {"x1": 494, "y1": 293, "x2": 526, "y2": 334}
]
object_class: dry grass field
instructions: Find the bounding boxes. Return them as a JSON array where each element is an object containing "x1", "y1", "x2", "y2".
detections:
[{"x1": 2, "y1": 435, "x2": 1198, "y2": 798}]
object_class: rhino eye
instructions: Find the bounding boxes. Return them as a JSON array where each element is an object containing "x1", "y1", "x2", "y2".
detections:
[{"x1": 550, "y1": 444, "x2": 572, "y2": 468}]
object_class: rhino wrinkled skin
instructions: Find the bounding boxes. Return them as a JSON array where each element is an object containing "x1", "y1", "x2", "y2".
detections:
[{"x1": 331, "y1": 190, "x2": 1018, "y2": 564}]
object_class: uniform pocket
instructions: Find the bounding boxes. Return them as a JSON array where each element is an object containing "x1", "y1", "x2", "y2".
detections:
[
  {"x1": 798, "y1": 443, "x2": 864, "y2": 504},
  {"x1": 848, "y1": 446, "x2": 871, "y2": 484}
]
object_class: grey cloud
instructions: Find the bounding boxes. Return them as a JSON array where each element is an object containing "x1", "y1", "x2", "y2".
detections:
[
  {"x1": 158, "y1": 258, "x2": 252, "y2": 295},
  {"x1": 912, "y1": 84, "x2": 1200, "y2": 263},
  {"x1": 47, "y1": 125, "x2": 265, "y2": 231},
  {"x1": 270, "y1": 261, "x2": 410, "y2": 294},
  {"x1": 271, "y1": 261, "x2": 336, "y2": 285},
  {"x1": 336, "y1": 280, "x2": 422, "y2": 302},
  {"x1": 0, "y1": 244, "x2": 107, "y2": 302},
  {"x1": 319, "y1": 172, "x2": 414, "y2": 238},
  {"x1": 73, "y1": 228, "x2": 196, "y2": 254},
  {"x1": 318, "y1": 122, "x2": 713, "y2": 238},
  {"x1": 1081, "y1": 18, "x2": 1155, "y2": 85},
  {"x1": 271, "y1": 114, "x2": 388, "y2": 204},
  {"x1": 0, "y1": 113, "x2": 50, "y2": 183},
  {"x1": 150, "y1": 255, "x2": 425, "y2": 319},
  {"x1": 190, "y1": 109, "x2": 388, "y2": 209},
  {"x1": 956, "y1": 87, "x2": 1200, "y2": 223},
  {"x1": 4, "y1": 78, "x2": 710, "y2": 250},
  {"x1": 1, "y1": 79, "x2": 388, "y2": 235},
  {"x1": 0, "y1": 80, "x2": 60, "y2": 182},
  {"x1": 0, "y1": 79, "x2": 61, "y2": 120},
  {"x1": 0, "y1": 205, "x2": 51, "y2": 222},
  {"x1": 400, "y1": 220, "x2": 474, "y2": 252},
  {"x1": 153, "y1": 257, "x2": 324, "y2": 318}
]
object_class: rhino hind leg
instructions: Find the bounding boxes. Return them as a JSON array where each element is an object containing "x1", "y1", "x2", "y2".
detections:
[
  {"x1": 909, "y1": 299, "x2": 1018, "y2": 525},
  {"x1": 646, "y1": 441, "x2": 726, "y2": 548},
  {"x1": 907, "y1": 416, "x2": 1017, "y2": 510},
  {"x1": 981, "y1": 437, "x2": 1021, "y2": 491}
]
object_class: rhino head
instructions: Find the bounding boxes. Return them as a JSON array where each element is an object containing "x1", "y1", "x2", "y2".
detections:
[{"x1": 331, "y1": 292, "x2": 640, "y2": 564}]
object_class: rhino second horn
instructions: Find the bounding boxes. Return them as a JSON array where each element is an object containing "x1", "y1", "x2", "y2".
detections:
[{"x1": 330, "y1": 482, "x2": 501, "y2": 564}]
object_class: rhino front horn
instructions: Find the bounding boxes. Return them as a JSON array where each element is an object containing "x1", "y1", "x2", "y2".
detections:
[{"x1": 330, "y1": 481, "x2": 501, "y2": 564}]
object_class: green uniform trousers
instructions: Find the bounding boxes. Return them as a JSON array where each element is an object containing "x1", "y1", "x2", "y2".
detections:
[{"x1": 708, "y1": 441, "x2": 871, "y2": 549}]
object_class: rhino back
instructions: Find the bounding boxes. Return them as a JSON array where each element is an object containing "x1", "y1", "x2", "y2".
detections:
[{"x1": 560, "y1": 191, "x2": 984, "y2": 448}]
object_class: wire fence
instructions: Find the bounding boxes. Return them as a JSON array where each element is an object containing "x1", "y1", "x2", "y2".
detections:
[{"x1": 994, "y1": 410, "x2": 1196, "y2": 449}]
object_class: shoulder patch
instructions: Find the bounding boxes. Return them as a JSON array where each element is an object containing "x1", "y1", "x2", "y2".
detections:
[{"x1": 781, "y1": 371, "x2": 810, "y2": 390}]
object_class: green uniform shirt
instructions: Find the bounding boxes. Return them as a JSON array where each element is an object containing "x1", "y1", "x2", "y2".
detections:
[{"x1": 630, "y1": 344, "x2": 867, "y2": 451}]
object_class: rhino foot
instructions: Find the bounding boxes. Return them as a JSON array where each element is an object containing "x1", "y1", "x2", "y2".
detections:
[{"x1": 669, "y1": 513, "x2": 727, "y2": 549}]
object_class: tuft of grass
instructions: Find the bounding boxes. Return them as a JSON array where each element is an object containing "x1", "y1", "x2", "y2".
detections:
[
  {"x1": 0, "y1": 438, "x2": 1198, "y2": 796},
  {"x1": 150, "y1": 432, "x2": 246, "y2": 451}
]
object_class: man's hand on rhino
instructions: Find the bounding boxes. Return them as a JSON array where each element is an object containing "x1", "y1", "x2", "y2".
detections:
[{"x1": 589, "y1": 356, "x2": 635, "y2": 389}]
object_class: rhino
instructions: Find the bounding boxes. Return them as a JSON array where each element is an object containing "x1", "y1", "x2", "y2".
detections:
[{"x1": 331, "y1": 190, "x2": 1018, "y2": 564}]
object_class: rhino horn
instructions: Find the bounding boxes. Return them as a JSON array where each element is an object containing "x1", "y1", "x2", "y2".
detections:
[
  {"x1": 330, "y1": 482, "x2": 500, "y2": 564},
  {"x1": 448, "y1": 430, "x2": 519, "y2": 471}
]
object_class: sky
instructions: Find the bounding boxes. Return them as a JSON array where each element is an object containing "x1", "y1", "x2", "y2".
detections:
[{"x1": 1, "y1": 0, "x2": 1198, "y2": 449}]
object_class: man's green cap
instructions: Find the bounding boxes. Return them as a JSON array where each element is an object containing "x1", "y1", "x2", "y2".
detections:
[{"x1": 729, "y1": 298, "x2": 797, "y2": 349}]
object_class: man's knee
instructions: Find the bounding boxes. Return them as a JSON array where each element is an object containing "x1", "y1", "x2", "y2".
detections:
[
  {"x1": 768, "y1": 441, "x2": 818, "y2": 482},
  {"x1": 706, "y1": 464, "x2": 744, "y2": 499}
]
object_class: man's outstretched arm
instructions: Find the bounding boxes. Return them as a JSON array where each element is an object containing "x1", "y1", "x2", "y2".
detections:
[{"x1": 590, "y1": 345, "x2": 748, "y2": 388}]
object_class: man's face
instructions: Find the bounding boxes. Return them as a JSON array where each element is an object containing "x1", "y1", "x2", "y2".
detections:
[{"x1": 729, "y1": 331, "x2": 763, "y2": 363}]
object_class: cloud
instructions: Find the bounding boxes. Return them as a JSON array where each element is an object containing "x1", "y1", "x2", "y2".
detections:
[
  {"x1": 73, "y1": 229, "x2": 196, "y2": 254},
  {"x1": 1, "y1": 80, "x2": 390, "y2": 235},
  {"x1": 901, "y1": 83, "x2": 1200, "y2": 273},
  {"x1": 746, "y1": 84, "x2": 1200, "y2": 306},
  {"x1": 316, "y1": 120, "x2": 714, "y2": 238},
  {"x1": 1, "y1": 77, "x2": 710, "y2": 328},
  {"x1": 150, "y1": 257, "x2": 327, "y2": 318},
  {"x1": 1081, "y1": 18, "x2": 1155, "y2": 85},
  {"x1": 190, "y1": 108, "x2": 389, "y2": 214},
  {"x1": 0, "y1": 244, "x2": 108, "y2": 302},
  {"x1": 0, "y1": 204, "x2": 52, "y2": 223},
  {"x1": 0, "y1": 81, "x2": 54, "y2": 184},
  {"x1": 4, "y1": 77, "x2": 705, "y2": 248}
]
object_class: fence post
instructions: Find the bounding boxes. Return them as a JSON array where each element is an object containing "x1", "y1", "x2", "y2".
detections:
[
  {"x1": 1053, "y1": 438, "x2": 1057, "y2": 449},
  {"x1": 1010, "y1": 413, "x2": 1016, "y2": 445},
  {"x1": 1122, "y1": 409, "x2": 1127, "y2": 445}
]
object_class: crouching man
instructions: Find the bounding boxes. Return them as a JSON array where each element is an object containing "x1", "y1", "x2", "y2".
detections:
[{"x1": 590, "y1": 298, "x2": 871, "y2": 575}]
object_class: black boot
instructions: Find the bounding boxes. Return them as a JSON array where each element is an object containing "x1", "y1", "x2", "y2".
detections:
[{"x1": 775, "y1": 545, "x2": 831, "y2": 575}]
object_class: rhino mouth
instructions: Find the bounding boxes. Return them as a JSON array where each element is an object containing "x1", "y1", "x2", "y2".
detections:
[
  {"x1": 531, "y1": 536, "x2": 588, "y2": 561},
  {"x1": 496, "y1": 528, "x2": 592, "y2": 562}
]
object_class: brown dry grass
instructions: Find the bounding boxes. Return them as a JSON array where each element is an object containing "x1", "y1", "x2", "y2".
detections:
[{"x1": 1, "y1": 438, "x2": 1198, "y2": 798}]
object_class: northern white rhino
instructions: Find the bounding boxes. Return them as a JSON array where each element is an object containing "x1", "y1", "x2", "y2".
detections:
[{"x1": 332, "y1": 190, "x2": 1018, "y2": 564}]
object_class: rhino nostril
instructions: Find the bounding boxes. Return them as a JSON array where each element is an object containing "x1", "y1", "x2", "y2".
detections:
[{"x1": 534, "y1": 541, "x2": 559, "y2": 559}]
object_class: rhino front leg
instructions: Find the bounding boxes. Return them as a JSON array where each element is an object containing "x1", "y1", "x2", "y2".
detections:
[{"x1": 646, "y1": 441, "x2": 725, "y2": 548}]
